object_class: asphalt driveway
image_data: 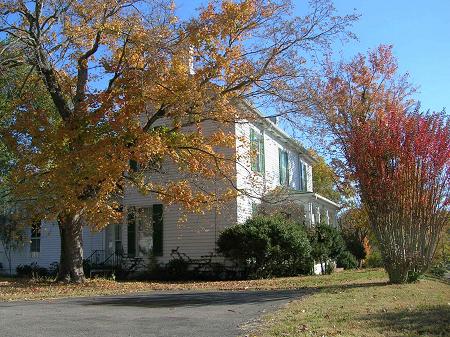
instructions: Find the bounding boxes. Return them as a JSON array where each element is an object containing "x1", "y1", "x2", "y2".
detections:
[{"x1": 0, "y1": 289, "x2": 307, "y2": 337}]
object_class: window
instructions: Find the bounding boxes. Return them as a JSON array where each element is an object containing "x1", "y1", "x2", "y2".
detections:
[
  {"x1": 30, "y1": 222, "x2": 41, "y2": 254},
  {"x1": 114, "y1": 224, "x2": 122, "y2": 253},
  {"x1": 250, "y1": 128, "x2": 265, "y2": 173},
  {"x1": 299, "y1": 160, "x2": 308, "y2": 191},
  {"x1": 279, "y1": 149, "x2": 289, "y2": 186},
  {"x1": 127, "y1": 205, "x2": 163, "y2": 257}
]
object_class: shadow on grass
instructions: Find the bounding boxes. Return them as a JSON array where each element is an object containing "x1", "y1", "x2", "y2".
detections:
[
  {"x1": 361, "y1": 306, "x2": 450, "y2": 337},
  {"x1": 314, "y1": 281, "x2": 390, "y2": 294}
]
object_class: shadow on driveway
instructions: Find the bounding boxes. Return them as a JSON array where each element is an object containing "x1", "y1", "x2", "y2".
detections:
[{"x1": 82, "y1": 289, "x2": 309, "y2": 308}]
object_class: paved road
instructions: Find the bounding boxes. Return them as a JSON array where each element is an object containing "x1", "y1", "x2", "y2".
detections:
[{"x1": 0, "y1": 289, "x2": 306, "y2": 337}]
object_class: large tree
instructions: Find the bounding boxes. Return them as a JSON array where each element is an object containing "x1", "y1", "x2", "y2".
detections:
[
  {"x1": 0, "y1": 0, "x2": 356, "y2": 282},
  {"x1": 305, "y1": 45, "x2": 450, "y2": 283}
]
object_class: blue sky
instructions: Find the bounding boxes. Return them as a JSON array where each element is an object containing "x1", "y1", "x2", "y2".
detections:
[{"x1": 177, "y1": 0, "x2": 450, "y2": 112}]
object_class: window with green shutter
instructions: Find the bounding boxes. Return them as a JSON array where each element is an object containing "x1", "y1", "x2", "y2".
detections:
[
  {"x1": 152, "y1": 204, "x2": 163, "y2": 256},
  {"x1": 250, "y1": 128, "x2": 265, "y2": 173},
  {"x1": 299, "y1": 160, "x2": 308, "y2": 191},
  {"x1": 279, "y1": 149, "x2": 289, "y2": 186}
]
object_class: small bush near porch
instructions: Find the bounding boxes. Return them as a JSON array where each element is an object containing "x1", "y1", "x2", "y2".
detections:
[{"x1": 217, "y1": 215, "x2": 313, "y2": 278}]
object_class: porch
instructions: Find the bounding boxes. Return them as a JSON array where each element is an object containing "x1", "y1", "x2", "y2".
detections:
[{"x1": 259, "y1": 191, "x2": 340, "y2": 227}]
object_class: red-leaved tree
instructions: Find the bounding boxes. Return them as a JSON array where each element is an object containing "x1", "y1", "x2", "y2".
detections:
[{"x1": 308, "y1": 45, "x2": 450, "y2": 283}]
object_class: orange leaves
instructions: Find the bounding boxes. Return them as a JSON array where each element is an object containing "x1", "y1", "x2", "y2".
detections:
[{"x1": 1, "y1": 0, "x2": 358, "y2": 233}]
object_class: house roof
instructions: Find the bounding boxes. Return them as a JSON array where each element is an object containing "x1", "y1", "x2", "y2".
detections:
[{"x1": 239, "y1": 100, "x2": 317, "y2": 165}]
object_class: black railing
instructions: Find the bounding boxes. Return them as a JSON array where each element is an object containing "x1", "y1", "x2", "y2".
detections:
[{"x1": 86, "y1": 249, "x2": 145, "y2": 278}]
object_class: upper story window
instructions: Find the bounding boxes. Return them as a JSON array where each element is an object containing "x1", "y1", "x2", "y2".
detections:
[
  {"x1": 299, "y1": 160, "x2": 308, "y2": 191},
  {"x1": 279, "y1": 149, "x2": 289, "y2": 186},
  {"x1": 30, "y1": 222, "x2": 41, "y2": 254},
  {"x1": 250, "y1": 128, "x2": 265, "y2": 174}
]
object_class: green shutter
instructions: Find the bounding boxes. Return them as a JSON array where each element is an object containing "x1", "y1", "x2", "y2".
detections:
[
  {"x1": 285, "y1": 151, "x2": 289, "y2": 185},
  {"x1": 250, "y1": 129, "x2": 257, "y2": 171},
  {"x1": 279, "y1": 149, "x2": 284, "y2": 185},
  {"x1": 259, "y1": 134, "x2": 265, "y2": 174},
  {"x1": 127, "y1": 209, "x2": 136, "y2": 257},
  {"x1": 152, "y1": 204, "x2": 164, "y2": 256}
]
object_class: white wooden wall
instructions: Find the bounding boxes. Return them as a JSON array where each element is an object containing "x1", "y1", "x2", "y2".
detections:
[
  {"x1": 0, "y1": 221, "x2": 104, "y2": 274},
  {"x1": 235, "y1": 121, "x2": 313, "y2": 223}
]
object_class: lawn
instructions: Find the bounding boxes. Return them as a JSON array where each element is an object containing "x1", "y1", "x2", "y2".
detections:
[
  {"x1": 0, "y1": 269, "x2": 386, "y2": 301},
  {"x1": 251, "y1": 273, "x2": 449, "y2": 337},
  {"x1": 2, "y1": 269, "x2": 449, "y2": 337}
]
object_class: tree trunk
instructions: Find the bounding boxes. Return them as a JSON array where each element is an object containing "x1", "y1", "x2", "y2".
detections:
[
  {"x1": 385, "y1": 263, "x2": 409, "y2": 284},
  {"x1": 55, "y1": 214, "x2": 85, "y2": 283}
]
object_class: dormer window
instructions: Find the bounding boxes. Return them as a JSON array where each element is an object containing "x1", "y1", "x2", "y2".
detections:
[
  {"x1": 250, "y1": 128, "x2": 265, "y2": 174},
  {"x1": 279, "y1": 149, "x2": 289, "y2": 186}
]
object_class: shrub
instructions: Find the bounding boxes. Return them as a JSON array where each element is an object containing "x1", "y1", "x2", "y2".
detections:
[
  {"x1": 48, "y1": 262, "x2": 59, "y2": 277},
  {"x1": 217, "y1": 215, "x2": 312, "y2": 278},
  {"x1": 365, "y1": 250, "x2": 384, "y2": 268},
  {"x1": 82, "y1": 259, "x2": 91, "y2": 276},
  {"x1": 429, "y1": 226, "x2": 449, "y2": 278},
  {"x1": 16, "y1": 264, "x2": 33, "y2": 278},
  {"x1": 16, "y1": 263, "x2": 49, "y2": 278},
  {"x1": 337, "y1": 251, "x2": 358, "y2": 269},
  {"x1": 339, "y1": 207, "x2": 371, "y2": 267},
  {"x1": 308, "y1": 222, "x2": 346, "y2": 274},
  {"x1": 165, "y1": 258, "x2": 190, "y2": 280},
  {"x1": 429, "y1": 262, "x2": 447, "y2": 278}
]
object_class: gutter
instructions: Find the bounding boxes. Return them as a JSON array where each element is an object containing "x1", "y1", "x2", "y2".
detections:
[{"x1": 288, "y1": 190, "x2": 341, "y2": 209}]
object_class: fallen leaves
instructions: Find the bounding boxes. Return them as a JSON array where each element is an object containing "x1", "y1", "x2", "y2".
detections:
[{"x1": 0, "y1": 269, "x2": 388, "y2": 302}]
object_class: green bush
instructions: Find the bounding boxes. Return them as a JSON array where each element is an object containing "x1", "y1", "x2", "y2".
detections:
[
  {"x1": 429, "y1": 262, "x2": 447, "y2": 278},
  {"x1": 165, "y1": 258, "x2": 190, "y2": 279},
  {"x1": 217, "y1": 215, "x2": 312, "y2": 278},
  {"x1": 16, "y1": 263, "x2": 49, "y2": 278},
  {"x1": 337, "y1": 251, "x2": 358, "y2": 269},
  {"x1": 308, "y1": 223, "x2": 346, "y2": 274},
  {"x1": 365, "y1": 250, "x2": 384, "y2": 268}
]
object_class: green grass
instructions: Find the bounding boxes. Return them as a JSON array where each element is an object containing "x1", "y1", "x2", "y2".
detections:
[{"x1": 251, "y1": 272, "x2": 449, "y2": 337}]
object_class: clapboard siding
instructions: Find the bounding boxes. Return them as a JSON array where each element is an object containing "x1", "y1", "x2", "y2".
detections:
[
  {"x1": 121, "y1": 119, "x2": 238, "y2": 264},
  {"x1": 235, "y1": 120, "x2": 313, "y2": 224},
  {"x1": 0, "y1": 221, "x2": 104, "y2": 274},
  {"x1": 1, "y1": 114, "x2": 317, "y2": 273}
]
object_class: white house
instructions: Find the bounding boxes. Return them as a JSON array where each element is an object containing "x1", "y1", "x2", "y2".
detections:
[{"x1": 0, "y1": 102, "x2": 339, "y2": 274}]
